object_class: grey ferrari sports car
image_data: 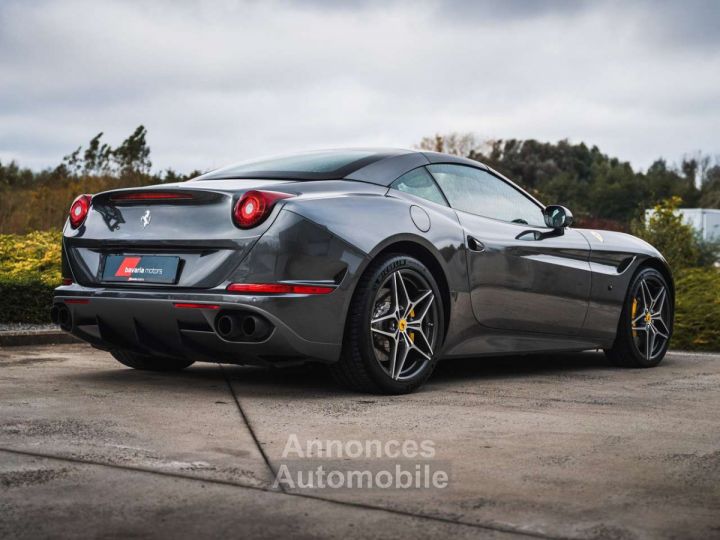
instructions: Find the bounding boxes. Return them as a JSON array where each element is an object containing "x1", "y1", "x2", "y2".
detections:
[{"x1": 53, "y1": 148, "x2": 674, "y2": 394}]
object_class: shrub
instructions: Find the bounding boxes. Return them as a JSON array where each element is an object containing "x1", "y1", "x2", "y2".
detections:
[
  {"x1": 631, "y1": 196, "x2": 702, "y2": 271},
  {"x1": 0, "y1": 230, "x2": 62, "y2": 323},
  {"x1": 0, "y1": 230, "x2": 62, "y2": 284},
  {"x1": 672, "y1": 268, "x2": 720, "y2": 351},
  {"x1": 0, "y1": 275, "x2": 56, "y2": 324}
]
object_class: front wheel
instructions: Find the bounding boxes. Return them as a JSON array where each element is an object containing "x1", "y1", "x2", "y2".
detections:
[
  {"x1": 330, "y1": 254, "x2": 444, "y2": 394},
  {"x1": 110, "y1": 350, "x2": 195, "y2": 371},
  {"x1": 604, "y1": 267, "x2": 673, "y2": 368}
]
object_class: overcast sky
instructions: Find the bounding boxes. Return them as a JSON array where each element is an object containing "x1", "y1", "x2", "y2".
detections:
[{"x1": 1, "y1": 0, "x2": 718, "y2": 173}]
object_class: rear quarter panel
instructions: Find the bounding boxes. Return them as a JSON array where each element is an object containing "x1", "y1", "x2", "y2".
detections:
[{"x1": 238, "y1": 185, "x2": 470, "y2": 350}]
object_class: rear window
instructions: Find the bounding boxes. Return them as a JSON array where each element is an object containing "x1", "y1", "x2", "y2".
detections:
[{"x1": 197, "y1": 150, "x2": 386, "y2": 180}]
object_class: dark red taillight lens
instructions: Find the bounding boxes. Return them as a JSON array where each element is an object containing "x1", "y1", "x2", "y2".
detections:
[
  {"x1": 173, "y1": 303, "x2": 221, "y2": 309},
  {"x1": 232, "y1": 190, "x2": 293, "y2": 229},
  {"x1": 227, "y1": 283, "x2": 335, "y2": 295},
  {"x1": 110, "y1": 191, "x2": 194, "y2": 201},
  {"x1": 69, "y1": 194, "x2": 92, "y2": 229}
]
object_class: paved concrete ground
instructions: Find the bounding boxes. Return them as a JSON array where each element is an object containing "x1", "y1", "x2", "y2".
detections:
[{"x1": 1, "y1": 344, "x2": 719, "y2": 539}]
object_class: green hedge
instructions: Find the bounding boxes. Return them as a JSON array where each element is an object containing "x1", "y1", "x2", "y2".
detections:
[
  {"x1": 673, "y1": 268, "x2": 720, "y2": 351},
  {"x1": 0, "y1": 275, "x2": 56, "y2": 324}
]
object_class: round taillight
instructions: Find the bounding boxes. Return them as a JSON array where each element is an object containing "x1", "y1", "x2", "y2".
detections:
[
  {"x1": 233, "y1": 190, "x2": 292, "y2": 229},
  {"x1": 69, "y1": 194, "x2": 92, "y2": 229}
]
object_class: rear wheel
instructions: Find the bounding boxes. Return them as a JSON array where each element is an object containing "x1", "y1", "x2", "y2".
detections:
[
  {"x1": 604, "y1": 267, "x2": 673, "y2": 368},
  {"x1": 110, "y1": 350, "x2": 195, "y2": 371},
  {"x1": 330, "y1": 254, "x2": 444, "y2": 394}
]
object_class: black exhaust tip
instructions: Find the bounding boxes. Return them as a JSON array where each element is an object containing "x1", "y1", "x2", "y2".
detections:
[
  {"x1": 215, "y1": 312, "x2": 272, "y2": 342},
  {"x1": 216, "y1": 313, "x2": 241, "y2": 340},
  {"x1": 241, "y1": 315, "x2": 271, "y2": 340},
  {"x1": 54, "y1": 304, "x2": 72, "y2": 331},
  {"x1": 50, "y1": 305, "x2": 61, "y2": 325}
]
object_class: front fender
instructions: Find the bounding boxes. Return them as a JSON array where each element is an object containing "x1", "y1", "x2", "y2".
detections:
[{"x1": 576, "y1": 228, "x2": 674, "y2": 344}]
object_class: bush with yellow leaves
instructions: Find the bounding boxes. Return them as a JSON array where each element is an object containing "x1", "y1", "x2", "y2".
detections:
[{"x1": 0, "y1": 230, "x2": 62, "y2": 323}]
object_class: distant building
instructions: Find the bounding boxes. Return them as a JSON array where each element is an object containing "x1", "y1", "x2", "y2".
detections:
[{"x1": 646, "y1": 208, "x2": 720, "y2": 242}]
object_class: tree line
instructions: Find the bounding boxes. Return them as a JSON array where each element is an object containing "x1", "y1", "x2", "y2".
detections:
[
  {"x1": 0, "y1": 126, "x2": 201, "y2": 233},
  {"x1": 419, "y1": 133, "x2": 720, "y2": 230},
  {"x1": 1, "y1": 127, "x2": 719, "y2": 234},
  {"x1": 0, "y1": 125, "x2": 201, "y2": 189}
]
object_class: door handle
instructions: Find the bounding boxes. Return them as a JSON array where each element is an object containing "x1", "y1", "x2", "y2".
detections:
[{"x1": 467, "y1": 236, "x2": 485, "y2": 252}]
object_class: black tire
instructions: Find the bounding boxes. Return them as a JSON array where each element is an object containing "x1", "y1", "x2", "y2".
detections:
[
  {"x1": 604, "y1": 267, "x2": 673, "y2": 368},
  {"x1": 110, "y1": 350, "x2": 195, "y2": 372},
  {"x1": 330, "y1": 253, "x2": 445, "y2": 394}
]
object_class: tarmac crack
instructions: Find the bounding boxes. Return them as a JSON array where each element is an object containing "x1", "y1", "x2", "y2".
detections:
[
  {"x1": 218, "y1": 363, "x2": 284, "y2": 492},
  {"x1": 0, "y1": 446, "x2": 572, "y2": 540}
]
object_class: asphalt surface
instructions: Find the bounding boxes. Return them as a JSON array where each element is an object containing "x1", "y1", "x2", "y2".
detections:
[{"x1": 1, "y1": 344, "x2": 719, "y2": 539}]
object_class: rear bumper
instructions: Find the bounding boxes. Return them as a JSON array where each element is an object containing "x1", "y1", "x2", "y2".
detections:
[{"x1": 53, "y1": 286, "x2": 344, "y2": 365}]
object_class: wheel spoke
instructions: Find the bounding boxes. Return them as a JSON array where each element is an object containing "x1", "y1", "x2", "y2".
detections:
[
  {"x1": 371, "y1": 327, "x2": 396, "y2": 339},
  {"x1": 387, "y1": 334, "x2": 399, "y2": 378},
  {"x1": 640, "y1": 280, "x2": 652, "y2": 311},
  {"x1": 654, "y1": 327, "x2": 669, "y2": 340},
  {"x1": 393, "y1": 334, "x2": 411, "y2": 379},
  {"x1": 391, "y1": 273, "x2": 400, "y2": 315},
  {"x1": 632, "y1": 325, "x2": 648, "y2": 332},
  {"x1": 409, "y1": 293, "x2": 434, "y2": 322},
  {"x1": 406, "y1": 289, "x2": 432, "y2": 317},
  {"x1": 645, "y1": 327, "x2": 651, "y2": 360},
  {"x1": 410, "y1": 341, "x2": 432, "y2": 361},
  {"x1": 415, "y1": 328, "x2": 434, "y2": 356},
  {"x1": 651, "y1": 288, "x2": 666, "y2": 315},
  {"x1": 371, "y1": 313, "x2": 396, "y2": 325},
  {"x1": 648, "y1": 327, "x2": 657, "y2": 358},
  {"x1": 632, "y1": 312, "x2": 646, "y2": 325},
  {"x1": 654, "y1": 316, "x2": 670, "y2": 337},
  {"x1": 397, "y1": 272, "x2": 411, "y2": 312}
]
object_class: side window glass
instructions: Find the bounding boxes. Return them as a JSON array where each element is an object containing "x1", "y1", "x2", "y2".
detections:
[
  {"x1": 427, "y1": 164, "x2": 545, "y2": 226},
  {"x1": 390, "y1": 168, "x2": 448, "y2": 206}
]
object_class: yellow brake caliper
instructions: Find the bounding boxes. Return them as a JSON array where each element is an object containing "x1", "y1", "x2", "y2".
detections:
[
  {"x1": 409, "y1": 309, "x2": 415, "y2": 342},
  {"x1": 631, "y1": 298, "x2": 638, "y2": 337}
]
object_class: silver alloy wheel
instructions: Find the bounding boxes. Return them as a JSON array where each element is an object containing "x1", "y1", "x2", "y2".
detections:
[
  {"x1": 631, "y1": 276, "x2": 671, "y2": 361},
  {"x1": 369, "y1": 269, "x2": 438, "y2": 381}
]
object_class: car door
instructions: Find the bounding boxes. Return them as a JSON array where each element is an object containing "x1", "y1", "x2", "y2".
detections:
[{"x1": 427, "y1": 163, "x2": 592, "y2": 336}]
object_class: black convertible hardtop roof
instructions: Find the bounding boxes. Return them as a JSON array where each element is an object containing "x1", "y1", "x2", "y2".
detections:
[{"x1": 195, "y1": 148, "x2": 489, "y2": 186}]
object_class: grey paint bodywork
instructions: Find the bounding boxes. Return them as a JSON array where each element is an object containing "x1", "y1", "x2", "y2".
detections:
[{"x1": 55, "y1": 149, "x2": 673, "y2": 366}]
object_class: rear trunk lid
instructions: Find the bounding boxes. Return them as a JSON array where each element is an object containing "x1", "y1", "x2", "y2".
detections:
[{"x1": 63, "y1": 180, "x2": 294, "y2": 288}]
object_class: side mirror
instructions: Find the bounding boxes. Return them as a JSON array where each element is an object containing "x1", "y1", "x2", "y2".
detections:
[{"x1": 543, "y1": 205, "x2": 573, "y2": 229}]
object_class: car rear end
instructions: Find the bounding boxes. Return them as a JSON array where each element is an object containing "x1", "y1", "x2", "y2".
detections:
[{"x1": 53, "y1": 180, "x2": 365, "y2": 366}]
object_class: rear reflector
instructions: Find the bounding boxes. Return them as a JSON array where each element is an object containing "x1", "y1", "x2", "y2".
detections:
[
  {"x1": 62, "y1": 278, "x2": 73, "y2": 286},
  {"x1": 227, "y1": 283, "x2": 335, "y2": 295},
  {"x1": 64, "y1": 299, "x2": 90, "y2": 304},
  {"x1": 173, "y1": 303, "x2": 221, "y2": 309},
  {"x1": 111, "y1": 192, "x2": 194, "y2": 201}
]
